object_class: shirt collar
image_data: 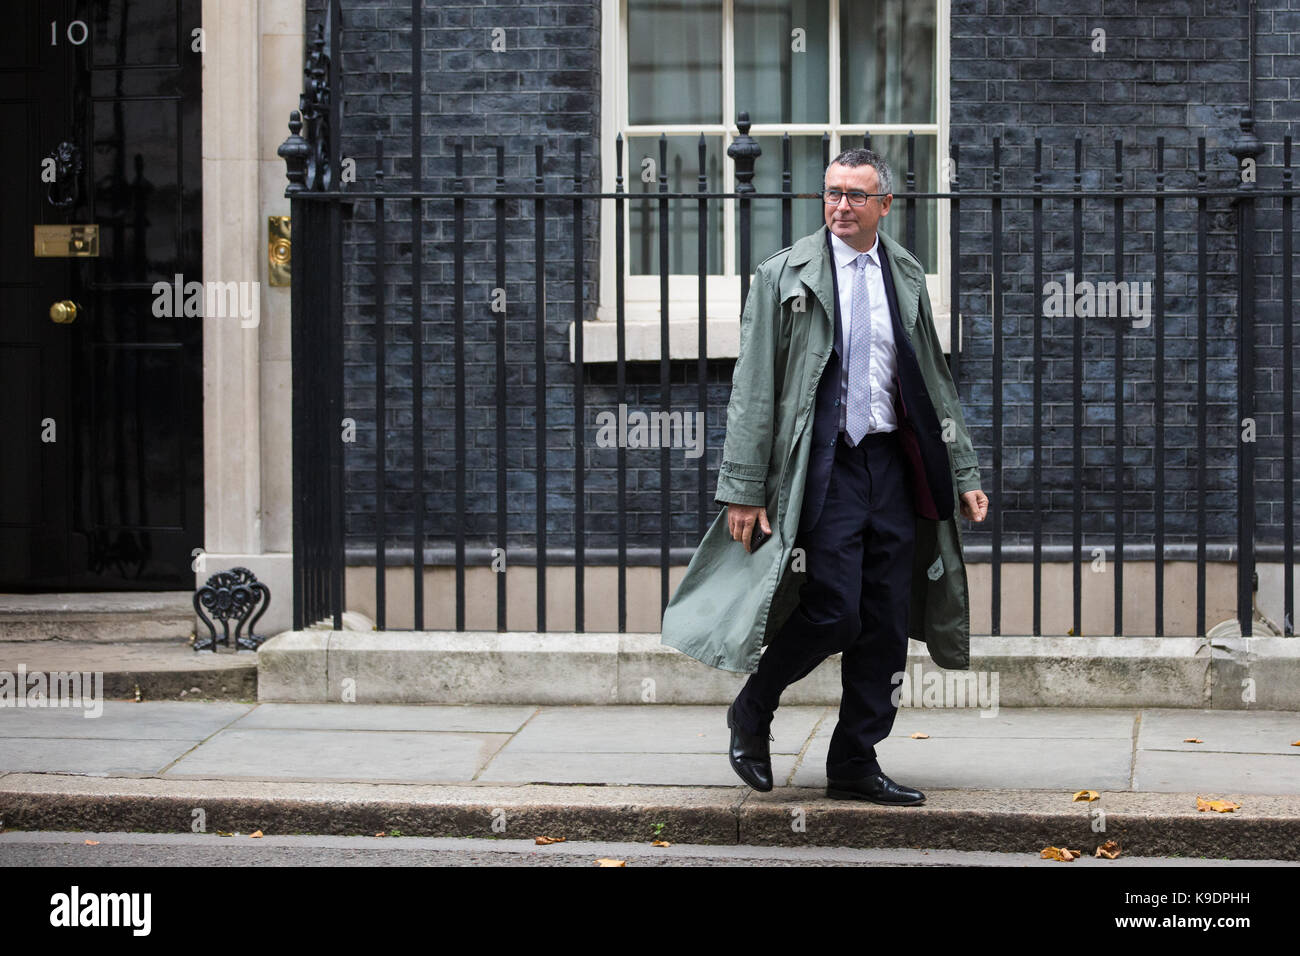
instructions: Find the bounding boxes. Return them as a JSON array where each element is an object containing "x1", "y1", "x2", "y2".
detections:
[{"x1": 829, "y1": 229, "x2": 880, "y2": 270}]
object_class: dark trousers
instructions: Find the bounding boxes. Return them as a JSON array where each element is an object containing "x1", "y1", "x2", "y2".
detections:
[{"x1": 733, "y1": 428, "x2": 916, "y2": 780}]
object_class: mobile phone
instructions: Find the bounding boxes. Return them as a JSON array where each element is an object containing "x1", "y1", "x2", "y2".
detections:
[{"x1": 749, "y1": 522, "x2": 770, "y2": 552}]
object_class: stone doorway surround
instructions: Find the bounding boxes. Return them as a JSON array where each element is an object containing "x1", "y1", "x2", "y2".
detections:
[{"x1": 196, "y1": 0, "x2": 304, "y2": 636}]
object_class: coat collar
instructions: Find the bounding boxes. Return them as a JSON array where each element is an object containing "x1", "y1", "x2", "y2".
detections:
[{"x1": 782, "y1": 225, "x2": 925, "y2": 337}]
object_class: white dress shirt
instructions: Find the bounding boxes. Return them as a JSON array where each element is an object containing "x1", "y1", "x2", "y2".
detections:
[{"x1": 830, "y1": 230, "x2": 898, "y2": 434}]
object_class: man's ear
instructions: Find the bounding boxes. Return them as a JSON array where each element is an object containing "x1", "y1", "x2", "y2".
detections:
[{"x1": 879, "y1": 194, "x2": 893, "y2": 216}]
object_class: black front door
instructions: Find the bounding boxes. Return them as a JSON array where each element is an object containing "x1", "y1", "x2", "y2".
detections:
[{"x1": 0, "y1": 0, "x2": 202, "y2": 590}]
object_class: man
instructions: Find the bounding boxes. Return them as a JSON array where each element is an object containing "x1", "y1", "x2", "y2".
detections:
[{"x1": 660, "y1": 148, "x2": 988, "y2": 805}]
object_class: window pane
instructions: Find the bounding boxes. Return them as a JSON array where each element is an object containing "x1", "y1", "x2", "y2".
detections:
[
  {"x1": 734, "y1": 0, "x2": 829, "y2": 124},
  {"x1": 737, "y1": 136, "x2": 827, "y2": 269},
  {"x1": 628, "y1": 136, "x2": 725, "y2": 275},
  {"x1": 627, "y1": 0, "x2": 723, "y2": 125},
  {"x1": 863, "y1": 134, "x2": 937, "y2": 268},
  {"x1": 840, "y1": 0, "x2": 936, "y2": 125}
]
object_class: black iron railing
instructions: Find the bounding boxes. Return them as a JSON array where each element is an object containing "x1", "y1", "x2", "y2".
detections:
[
  {"x1": 278, "y1": 1, "x2": 344, "y2": 633},
  {"x1": 280, "y1": 4, "x2": 1298, "y2": 640}
]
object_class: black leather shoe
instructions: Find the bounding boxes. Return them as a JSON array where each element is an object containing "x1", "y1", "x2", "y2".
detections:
[
  {"x1": 726, "y1": 701, "x2": 774, "y2": 792},
  {"x1": 826, "y1": 771, "x2": 925, "y2": 805}
]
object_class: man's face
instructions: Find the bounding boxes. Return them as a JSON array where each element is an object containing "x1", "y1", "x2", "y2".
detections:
[{"x1": 824, "y1": 162, "x2": 892, "y2": 251}]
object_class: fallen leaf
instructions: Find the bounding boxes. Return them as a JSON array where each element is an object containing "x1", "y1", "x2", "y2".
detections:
[
  {"x1": 651, "y1": 840, "x2": 671, "y2": 847},
  {"x1": 216, "y1": 831, "x2": 234, "y2": 837},
  {"x1": 1184, "y1": 737, "x2": 1203, "y2": 743},
  {"x1": 83, "y1": 840, "x2": 100, "y2": 846},
  {"x1": 909, "y1": 732, "x2": 930, "y2": 739},
  {"x1": 1291, "y1": 740, "x2": 1300, "y2": 747},
  {"x1": 1095, "y1": 840, "x2": 1122, "y2": 859},
  {"x1": 594, "y1": 858, "x2": 626, "y2": 867},
  {"x1": 1072, "y1": 790, "x2": 1099, "y2": 802},
  {"x1": 1196, "y1": 796, "x2": 1241, "y2": 813},
  {"x1": 249, "y1": 830, "x2": 264, "y2": 838},
  {"x1": 1040, "y1": 845, "x2": 1081, "y2": 862},
  {"x1": 535, "y1": 835, "x2": 566, "y2": 845},
  {"x1": 374, "y1": 832, "x2": 387, "y2": 838}
]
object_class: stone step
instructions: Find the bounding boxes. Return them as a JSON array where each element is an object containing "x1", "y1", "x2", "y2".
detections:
[
  {"x1": 256, "y1": 630, "x2": 1300, "y2": 709},
  {"x1": 0, "y1": 592, "x2": 196, "y2": 643},
  {"x1": 0, "y1": 640, "x2": 256, "y2": 701}
]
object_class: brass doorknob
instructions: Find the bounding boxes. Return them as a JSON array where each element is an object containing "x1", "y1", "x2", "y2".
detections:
[{"x1": 49, "y1": 300, "x2": 78, "y2": 324}]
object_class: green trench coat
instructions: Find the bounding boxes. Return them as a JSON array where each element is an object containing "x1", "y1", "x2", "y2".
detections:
[{"x1": 660, "y1": 226, "x2": 982, "y2": 674}]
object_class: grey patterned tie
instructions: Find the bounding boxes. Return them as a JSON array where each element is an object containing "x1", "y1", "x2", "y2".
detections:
[{"x1": 845, "y1": 252, "x2": 873, "y2": 445}]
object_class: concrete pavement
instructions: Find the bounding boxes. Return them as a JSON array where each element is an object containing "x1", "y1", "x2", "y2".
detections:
[{"x1": 1, "y1": 701, "x2": 1298, "y2": 859}]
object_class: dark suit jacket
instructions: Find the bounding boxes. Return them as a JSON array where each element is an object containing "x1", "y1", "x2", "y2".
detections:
[{"x1": 799, "y1": 230, "x2": 956, "y2": 533}]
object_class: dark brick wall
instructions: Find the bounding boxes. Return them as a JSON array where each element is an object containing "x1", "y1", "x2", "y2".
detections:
[
  {"x1": 304, "y1": 0, "x2": 1298, "y2": 563},
  {"x1": 949, "y1": 0, "x2": 1298, "y2": 553}
]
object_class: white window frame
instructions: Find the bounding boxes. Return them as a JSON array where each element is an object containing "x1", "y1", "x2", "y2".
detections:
[{"x1": 577, "y1": 0, "x2": 952, "y2": 362}]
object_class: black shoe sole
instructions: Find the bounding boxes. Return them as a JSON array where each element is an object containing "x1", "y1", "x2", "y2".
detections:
[{"x1": 825, "y1": 787, "x2": 925, "y2": 806}]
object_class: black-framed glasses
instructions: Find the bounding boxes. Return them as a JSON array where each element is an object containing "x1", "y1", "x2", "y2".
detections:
[{"x1": 822, "y1": 188, "x2": 885, "y2": 206}]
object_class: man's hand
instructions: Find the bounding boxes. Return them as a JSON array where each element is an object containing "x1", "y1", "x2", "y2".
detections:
[
  {"x1": 960, "y1": 490, "x2": 988, "y2": 522},
  {"x1": 727, "y1": 504, "x2": 771, "y2": 552}
]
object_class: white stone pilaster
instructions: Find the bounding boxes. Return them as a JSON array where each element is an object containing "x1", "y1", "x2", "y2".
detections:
[{"x1": 197, "y1": 0, "x2": 302, "y2": 637}]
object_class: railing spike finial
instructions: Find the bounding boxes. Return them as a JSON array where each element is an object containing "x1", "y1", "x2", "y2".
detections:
[
  {"x1": 727, "y1": 110, "x2": 761, "y2": 195},
  {"x1": 1229, "y1": 109, "x2": 1265, "y2": 191},
  {"x1": 284, "y1": 15, "x2": 333, "y2": 192},
  {"x1": 279, "y1": 110, "x2": 309, "y2": 196}
]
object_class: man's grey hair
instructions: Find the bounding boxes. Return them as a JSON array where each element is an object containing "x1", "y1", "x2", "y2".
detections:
[{"x1": 825, "y1": 148, "x2": 893, "y2": 197}]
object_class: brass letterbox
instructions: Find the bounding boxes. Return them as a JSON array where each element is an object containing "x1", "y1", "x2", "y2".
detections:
[{"x1": 34, "y1": 224, "x2": 99, "y2": 258}]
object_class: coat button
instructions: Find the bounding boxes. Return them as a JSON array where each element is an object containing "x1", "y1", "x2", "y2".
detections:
[{"x1": 834, "y1": 399, "x2": 840, "y2": 406}]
